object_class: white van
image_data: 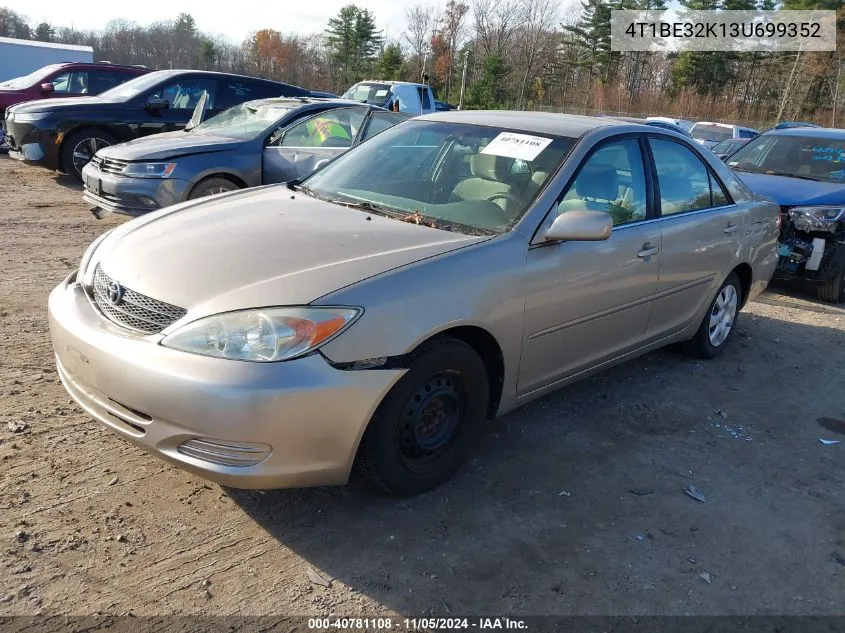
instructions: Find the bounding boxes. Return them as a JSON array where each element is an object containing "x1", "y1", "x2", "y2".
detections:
[{"x1": 342, "y1": 80, "x2": 437, "y2": 116}]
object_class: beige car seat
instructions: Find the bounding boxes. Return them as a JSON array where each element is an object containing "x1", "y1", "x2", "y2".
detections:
[{"x1": 452, "y1": 154, "x2": 515, "y2": 213}]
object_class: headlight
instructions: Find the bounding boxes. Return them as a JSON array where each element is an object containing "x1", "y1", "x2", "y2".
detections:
[
  {"x1": 161, "y1": 307, "x2": 361, "y2": 362},
  {"x1": 13, "y1": 112, "x2": 51, "y2": 123},
  {"x1": 788, "y1": 206, "x2": 845, "y2": 232},
  {"x1": 79, "y1": 229, "x2": 114, "y2": 278},
  {"x1": 122, "y1": 162, "x2": 177, "y2": 178}
]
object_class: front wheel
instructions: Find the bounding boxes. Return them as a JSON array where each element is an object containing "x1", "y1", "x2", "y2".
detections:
[
  {"x1": 355, "y1": 337, "x2": 489, "y2": 496},
  {"x1": 816, "y1": 248, "x2": 845, "y2": 303},
  {"x1": 188, "y1": 176, "x2": 240, "y2": 200},
  {"x1": 683, "y1": 273, "x2": 741, "y2": 359},
  {"x1": 62, "y1": 129, "x2": 116, "y2": 182}
]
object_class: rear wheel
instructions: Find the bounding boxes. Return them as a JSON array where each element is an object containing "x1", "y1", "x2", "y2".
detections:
[
  {"x1": 355, "y1": 337, "x2": 489, "y2": 496},
  {"x1": 61, "y1": 129, "x2": 116, "y2": 182},
  {"x1": 816, "y1": 247, "x2": 845, "y2": 303},
  {"x1": 683, "y1": 273, "x2": 741, "y2": 359},
  {"x1": 188, "y1": 176, "x2": 241, "y2": 200}
]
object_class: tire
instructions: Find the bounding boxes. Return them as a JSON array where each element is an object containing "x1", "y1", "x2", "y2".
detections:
[
  {"x1": 355, "y1": 337, "x2": 489, "y2": 496},
  {"x1": 816, "y1": 247, "x2": 845, "y2": 303},
  {"x1": 187, "y1": 176, "x2": 241, "y2": 200},
  {"x1": 61, "y1": 129, "x2": 116, "y2": 182},
  {"x1": 683, "y1": 273, "x2": 741, "y2": 359}
]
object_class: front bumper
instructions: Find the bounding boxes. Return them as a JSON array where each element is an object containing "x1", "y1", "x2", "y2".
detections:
[
  {"x1": 81, "y1": 162, "x2": 192, "y2": 216},
  {"x1": 5, "y1": 120, "x2": 59, "y2": 168},
  {"x1": 48, "y1": 271, "x2": 405, "y2": 489}
]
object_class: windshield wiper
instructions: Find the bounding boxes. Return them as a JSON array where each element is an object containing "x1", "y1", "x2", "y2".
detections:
[
  {"x1": 761, "y1": 170, "x2": 826, "y2": 182},
  {"x1": 334, "y1": 198, "x2": 406, "y2": 219}
]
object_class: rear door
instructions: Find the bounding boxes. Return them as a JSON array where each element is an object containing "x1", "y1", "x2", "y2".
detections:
[
  {"x1": 518, "y1": 135, "x2": 661, "y2": 395},
  {"x1": 262, "y1": 106, "x2": 368, "y2": 183},
  {"x1": 645, "y1": 136, "x2": 744, "y2": 337}
]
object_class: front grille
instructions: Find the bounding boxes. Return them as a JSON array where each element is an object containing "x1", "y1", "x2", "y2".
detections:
[
  {"x1": 89, "y1": 155, "x2": 128, "y2": 176},
  {"x1": 91, "y1": 265, "x2": 186, "y2": 334}
]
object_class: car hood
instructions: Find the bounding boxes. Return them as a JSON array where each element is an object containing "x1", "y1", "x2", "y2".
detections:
[
  {"x1": 10, "y1": 95, "x2": 106, "y2": 113},
  {"x1": 732, "y1": 171, "x2": 845, "y2": 206},
  {"x1": 0, "y1": 88, "x2": 35, "y2": 109},
  {"x1": 95, "y1": 186, "x2": 489, "y2": 320},
  {"x1": 99, "y1": 131, "x2": 242, "y2": 161}
]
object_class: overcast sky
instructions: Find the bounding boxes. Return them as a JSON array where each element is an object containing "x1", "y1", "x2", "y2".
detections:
[{"x1": 3, "y1": 0, "x2": 416, "y2": 42}]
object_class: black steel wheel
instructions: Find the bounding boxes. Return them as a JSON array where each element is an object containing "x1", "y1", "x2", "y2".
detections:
[{"x1": 356, "y1": 337, "x2": 489, "y2": 496}]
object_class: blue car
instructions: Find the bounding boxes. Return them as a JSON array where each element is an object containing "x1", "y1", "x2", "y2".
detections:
[{"x1": 726, "y1": 127, "x2": 845, "y2": 302}]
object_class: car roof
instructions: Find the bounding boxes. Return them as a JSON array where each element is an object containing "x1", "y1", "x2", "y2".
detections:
[
  {"x1": 762, "y1": 127, "x2": 845, "y2": 139},
  {"x1": 144, "y1": 69, "x2": 300, "y2": 86},
  {"x1": 53, "y1": 61, "x2": 150, "y2": 72},
  {"x1": 244, "y1": 97, "x2": 376, "y2": 108},
  {"x1": 417, "y1": 110, "x2": 625, "y2": 137}
]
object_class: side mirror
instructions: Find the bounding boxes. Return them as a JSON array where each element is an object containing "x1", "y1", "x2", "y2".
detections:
[
  {"x1": 544, "y1": 209, "x2": 612, "y2": 242},
  {"x1": 40, "y1": 82, "x2": 54, "y2": 94},
  {"x1": 145, "y1": 97, "x2": 169, "y2": 111}
]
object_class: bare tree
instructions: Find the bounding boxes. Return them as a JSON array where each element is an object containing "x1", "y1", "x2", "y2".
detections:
[
  {"x1": 440, "y1": 1, "x2": 469, "y2": 100},
  {"x1": 404, "y1": 4, "x2": 434, "y2": 78},
  {"x1": 472, "y1": 0, "x2": 520, "y2": 60},
  {"x1": 514, "y1": 0, "x2": 558, "y2": 108}
]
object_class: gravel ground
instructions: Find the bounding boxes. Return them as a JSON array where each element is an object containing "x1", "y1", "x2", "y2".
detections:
[{"x1": 1, "y1": 154, "x2": 845, "y2": 617}]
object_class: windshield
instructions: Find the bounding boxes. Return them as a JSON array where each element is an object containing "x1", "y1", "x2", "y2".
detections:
[
  {"x1": 303, "y1": 120, "x2": 574, "y2": 234},
  {"x1": 0, "y1": 64, "x2": 65, "y2": 90},
  {"x1": 691, "y1": 123, "x2": 733, "y2": 142},
  {"x1": 98, "y1": 72, "x2": 170, "y2": 101},
  {"x1": 341, "y1": 82, "x2": 392, "y2": 106},
  {"x1": 712, "y1": 139, "x2": 743, "y2": 154},
  {"x1": 189, "y1": 102, "x2": 291, "y2": 140},
  {"x1": 727, "y1": 134, "x2": 845, "y2": 183}
]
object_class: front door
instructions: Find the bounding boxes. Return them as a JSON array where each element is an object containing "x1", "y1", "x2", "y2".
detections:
[
  {"x1": 262, "y1": 107, "x2": 368, "y2": 183},
  {"x1": 644, "y1": 136, "x2": 745, "y2": 336},
  {"x1": 136, "y1": 77, "x2": 218, "y2": 138},
  {"x1": 519, "y1": 137, "x2": 661, "y2": 395}
]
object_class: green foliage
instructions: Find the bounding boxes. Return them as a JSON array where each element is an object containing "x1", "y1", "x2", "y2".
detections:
[
  {"x1": 33, "y1": 22, "x2": 53, "y2": 42},
  {"x1": 325, "y1": 4, "x2": 384, "y2": 85},
  {"x1": 376, "y1": 43, "x2": 404, "y2": 81},
  {"x1": 466, "y1": 54, "x2": 510, "y2": 109},
  {"x1": 198, "y1": 39, "x2": 217, "y2": 69},
  {"x1": 564, "y1": 0, "x2": 614, "y2": 84}
]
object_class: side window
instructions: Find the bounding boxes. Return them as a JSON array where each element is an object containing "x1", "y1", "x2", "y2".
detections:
[
  {"x1": 710, "y1": 171, "x2": 730, "y2": 207},
  {"x1": 88, "y1": 70, "x2": 132, "y2": 95},
  {"x1": 418, "y1": 87, "x2": 432, "y2": 111},
  {"x1": 280, "y1": 108, "x2": 367, "y2": 148},
  {"x1": 215, "y1": 80, "x2": 269, "y2": 110},
  {"x1": 51, "y1": 71, "x2": 88, "y2": 94},
  {"x1": 738, "y1": 129, "x2": 756, "y2": 139},
  {"x1": 360, "y1": 111, "x2": 408, "y2": 142},
  {"x1": 557, "y1": 138, "x2": 647, "y2": 227},
  {"x1": 649, "y1": 138, "x2": 712, "y2": 215},
  {"x1": 148, "y1": 78, "x2": 217, "y2": 110}
]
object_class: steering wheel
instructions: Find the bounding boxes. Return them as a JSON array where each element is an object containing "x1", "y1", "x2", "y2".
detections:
[{"x1": 486, "y1": 192, "x2": 522, "y2": 218}]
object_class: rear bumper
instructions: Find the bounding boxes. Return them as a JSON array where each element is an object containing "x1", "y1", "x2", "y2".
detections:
[
  {"x1": 81, "y1": 162, "x2": 191, "y2": 216},
  {"x1": 48, "y1": 271, "x2": 405, "y2": 489}
]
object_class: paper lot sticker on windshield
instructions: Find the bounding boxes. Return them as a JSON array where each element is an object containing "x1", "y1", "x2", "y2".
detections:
[{"x1": 481, "y1": 132, "x2": 553, "y2": 161}]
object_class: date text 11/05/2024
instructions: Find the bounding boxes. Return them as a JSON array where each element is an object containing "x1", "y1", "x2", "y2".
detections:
[{"x1": 307, "y1": 617, "x2": 529, "y2": 630}]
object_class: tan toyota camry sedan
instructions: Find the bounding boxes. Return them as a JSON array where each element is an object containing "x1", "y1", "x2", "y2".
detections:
[{"x1": 48, "y1": 112, "x2": 779, "y2": 495}]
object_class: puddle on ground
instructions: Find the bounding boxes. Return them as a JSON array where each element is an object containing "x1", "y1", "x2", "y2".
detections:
[{"x1": 817, "y1": 417, "x2": 845, "y2": 436}]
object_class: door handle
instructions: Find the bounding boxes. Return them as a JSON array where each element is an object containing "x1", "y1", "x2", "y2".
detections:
[
  {"x1": 723, "y1": 222, "x2": 739, "y2": 234},
  {"x1": 637, "y1": 243, "x2": 659, "y2": 258}
]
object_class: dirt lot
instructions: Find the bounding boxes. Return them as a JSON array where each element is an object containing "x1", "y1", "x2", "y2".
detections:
[{"x1": 1, "y1": 153, "x2": 845, "y2": 618}]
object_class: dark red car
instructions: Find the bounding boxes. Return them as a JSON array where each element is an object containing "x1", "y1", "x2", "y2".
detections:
[{"x1": 0, "y1": 62, "x2": 149, "y2": 142}]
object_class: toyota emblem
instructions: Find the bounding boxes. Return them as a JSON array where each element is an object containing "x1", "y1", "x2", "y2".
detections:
[{"x1": 106, "y1": 281, "x2": 124, "y2": 305}]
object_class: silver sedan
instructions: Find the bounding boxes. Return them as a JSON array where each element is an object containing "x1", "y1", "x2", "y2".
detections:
[{"x1": 48, "y1": 111, "x2": 779, "y2": 495}]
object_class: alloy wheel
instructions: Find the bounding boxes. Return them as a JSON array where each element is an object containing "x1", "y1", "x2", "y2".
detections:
[
  {"x1": 708, "y1": 284, "x2": 738, "y2": 347},
  {"x1": 71, "y1": 137, "x2": 110, "y2": 177}
]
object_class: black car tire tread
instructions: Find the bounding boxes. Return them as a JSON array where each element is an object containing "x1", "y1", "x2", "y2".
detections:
[
  {"x1": 355, "y1": 337, "x2": 489, "y2": 496},
  {"x1": 816, "y1": 246, "x2": 845, "y2": 303},
  {"x1": 188, "y1": 176, "x2": 241, "y2": 200},
  {"x1": 683, "y1": 273, "x2": 741, "y2": 359}
]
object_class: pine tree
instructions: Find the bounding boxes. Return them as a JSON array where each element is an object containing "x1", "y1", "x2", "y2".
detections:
[
  {"x1": 564, "y1": 0, "x2": 614, "y2": 90},
  {"x1": 325, "y1": 5, "x2": 384, "y2": 86}
]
